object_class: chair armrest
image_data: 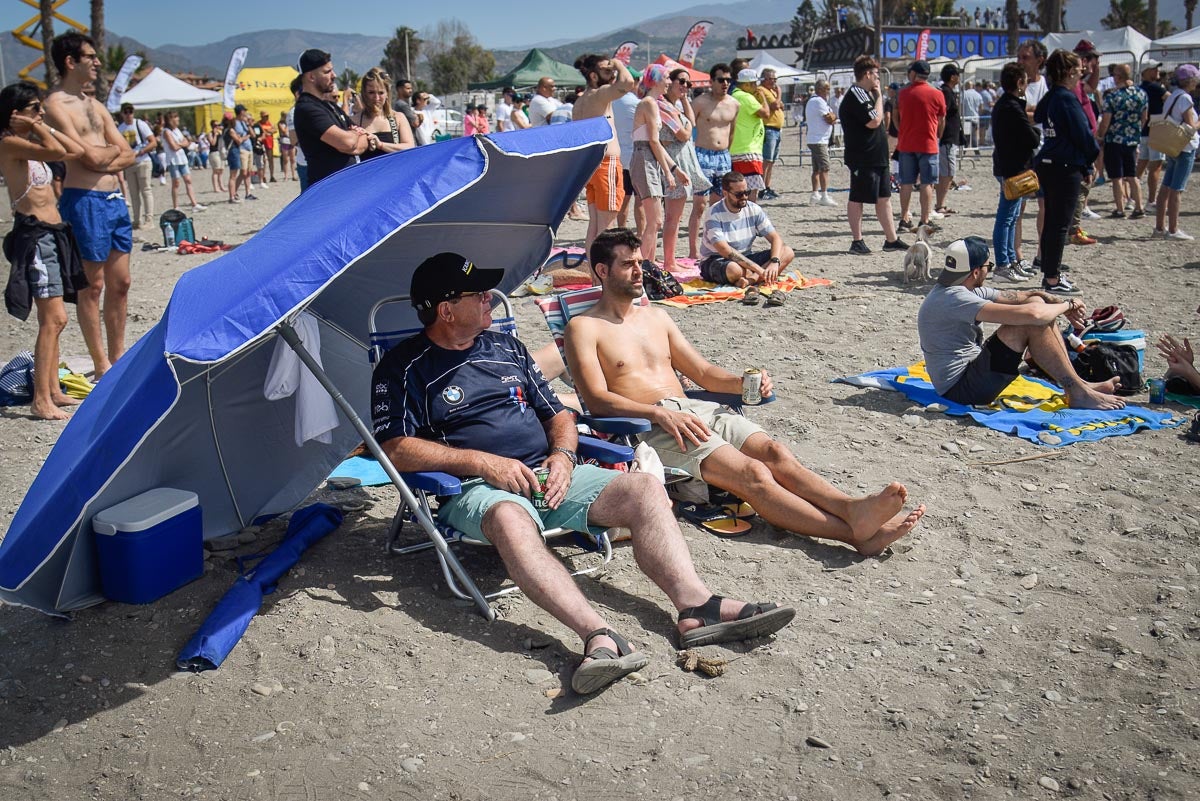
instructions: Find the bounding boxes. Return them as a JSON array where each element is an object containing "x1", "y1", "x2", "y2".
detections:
[
  {"x1": 684, "y1": 389, "x2": 777, "y2": 408},
  {"x1": 400, "y1": 471, "x2": 462, "y2": 496},
  {"x1": 578, "y1": 414, "x2": 653, "y2": 435},
  {"x1": 578, "y1": 435, "x2": 635, "y2": 464}
]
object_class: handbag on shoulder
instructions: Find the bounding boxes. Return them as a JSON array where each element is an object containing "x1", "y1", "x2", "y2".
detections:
[
  {"x1": 1148, "y1": 93, "x2": 1194, "y2": 158},
  {"x1": 1003, "y1": 169, "x2": 1040, "y2": 201}
]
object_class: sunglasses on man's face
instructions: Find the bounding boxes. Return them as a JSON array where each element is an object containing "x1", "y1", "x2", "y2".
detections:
[
  {"x1": 714, "y1": 77, "x2": 732, "y2": 84},
  {"x1": 728, "y1": 189, "x2": 751, "y2": 199}
]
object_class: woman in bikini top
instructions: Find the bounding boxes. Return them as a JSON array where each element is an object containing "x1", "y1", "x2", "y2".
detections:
[
  {"x1": 356, "y1": 67, "x2": 415, "y2": 159},
  {"x1": 0, "y1": 82, "x2": 82, "y2": 220}
]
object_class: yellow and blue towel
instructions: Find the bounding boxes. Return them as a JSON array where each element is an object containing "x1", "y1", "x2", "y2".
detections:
[{"x1": 838, "y1": 362, "x2": 1183, "y2": 447}]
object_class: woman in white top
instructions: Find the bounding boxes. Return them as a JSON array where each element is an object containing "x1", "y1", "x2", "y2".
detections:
[
  {"x1": 162, "y1": 111, "x2": 205, "y2": 211},
  {"x1": 1154, "y1": 64, "x2": 1199, "y2": 239}
]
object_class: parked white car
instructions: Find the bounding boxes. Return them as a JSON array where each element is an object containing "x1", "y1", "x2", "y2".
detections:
[{"x1": 429, "y1": 108, "x2": 463, "y2": 138}]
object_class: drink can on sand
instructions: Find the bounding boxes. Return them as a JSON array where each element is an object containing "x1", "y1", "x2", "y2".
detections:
[
  {"x1": 742, "y1": 368, "x2": 762, "y2": 405},
  {"x1": 532, "y1": 467, "x2": 551, "y2": 510},
  {"x1": 1148, "y1": 378, "x2": 1166, "y2": 404}
]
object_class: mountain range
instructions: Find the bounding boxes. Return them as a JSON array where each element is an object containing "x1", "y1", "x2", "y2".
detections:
[{"x1": 0, "y1": 0, "x2": 1192, "y2": 88}]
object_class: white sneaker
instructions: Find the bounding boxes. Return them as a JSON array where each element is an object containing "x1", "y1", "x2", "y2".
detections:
[
  {"x1": 192, "y1": 203, "x2": 207, "y2": 211},
  {"x1": 928, "y1": 209, "x2": 945, "y2": 220},
  {"x1": 1151, "y1": 228, "x2": 1166, "y2": 237},
  {"x1": 1081, "y1": 207, "x2": 1101, "y2": 220},
  {"x1": 810, "y1": 192, "x2": 822, "y2": 205},
  {"x1": 818, "y1": 194, "x2": 839, "y2": 207},
  {"x1": 1146, "y1": 201, "x2": 1157, "y2": 211},
  {"x1": 1168, "y1": 229, "x2": 1195, "y2": 240},
  {"x1": 1125, "y1": 200, "x2": 1134, "y2": 210}
]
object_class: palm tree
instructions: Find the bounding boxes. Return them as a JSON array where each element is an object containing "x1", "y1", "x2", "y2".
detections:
[
  {"x1": 91, "y1": 0, "x2": 107, "y2": 100},
  {"x1": 339, "y1": 67, "x2": 361, "y2": 94},
  {"x1": 103, "y1": 44, "x2": 127, "y2": 75},
  {"x1": 1187, "y1": 0, "x2": 1197, "y2": 29},
  {"x1": 1007, "y1": 0, "x2": 1020, "y2": 53},
  {"x1": 38, "y1": 0, "x2": 56, "y2": 86}
]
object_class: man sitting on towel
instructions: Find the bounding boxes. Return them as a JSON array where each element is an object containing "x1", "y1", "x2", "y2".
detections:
[
  {"x1": 698, "y1": 171, "x2": 795, "y2": 291},
  {"x1": 917, "y1": 236, "x2": 1126, "y2": 410},
  {"x1": 371, "y1": 252, "x2": 794, "y2": 695},
  {"x1": 565, "y1": 228, "x2": 925, "y2": 555}
]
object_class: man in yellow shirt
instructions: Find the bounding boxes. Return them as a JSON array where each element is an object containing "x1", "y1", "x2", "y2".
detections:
[{"x1": 758, "y1": 69, "x2": 786, "y2": 200}]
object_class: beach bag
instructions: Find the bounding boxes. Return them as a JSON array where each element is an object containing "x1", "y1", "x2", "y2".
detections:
[
  {"x1": 1003, "y1": 169, "x2": 1040, "y2": 200},
  {"x1": 1148, "y1": 93, "x2": 1193, "y2": 158},
  {"x1": 159, "y1": 209, "x2": 196, "y2": 246},
  {"x1": 1073, "y1": 342, "x2": 1143, "y2": 396},
  {"x1": 640, "y1": 260, "x2": 683, "y2": 300},
  {"x1": 0, "y1": 350, "x2": 34, "y2": 405}
]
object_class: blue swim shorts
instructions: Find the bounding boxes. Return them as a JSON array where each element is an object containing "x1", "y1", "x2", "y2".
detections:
[
  {"x1": 436, "y1": 463, "x2": 621, "y2": 544},
  {"x1": 58, "y1": 188, "x2": 132, "y2": 262},
  {"x1": 694, "y1": 147, "x2": 732, "y2": 196}
]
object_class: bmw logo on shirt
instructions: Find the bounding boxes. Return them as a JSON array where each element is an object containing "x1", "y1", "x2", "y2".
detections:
[{"x1": 442, "y1": 385, "x2": 465, "y2": 404}]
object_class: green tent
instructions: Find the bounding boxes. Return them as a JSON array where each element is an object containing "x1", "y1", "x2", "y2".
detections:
[{"x1": 469, "y1": 48, "x2": 584, "y2": 90}]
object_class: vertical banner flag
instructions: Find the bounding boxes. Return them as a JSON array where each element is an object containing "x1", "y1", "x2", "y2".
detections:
[
  {"x1": 613, "y1": 41, "x2": 638, "y2": 66},
  {"x1": 223, "y1": 47, "x2": 249, "y2": 109},
  {"x1": 916, "y1": 29, "x2": 931, "y2": 60},
  {"x1": 104, "y1": 54, "x2": 143, "y2": 113},
  {"x1": 678, "y1": 21, "x2": 713, "y2": 68}
]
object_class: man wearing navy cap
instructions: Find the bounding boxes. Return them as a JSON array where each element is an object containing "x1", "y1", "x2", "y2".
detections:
[
  {"x1": 369, "y1": 252, "x2": 795, "y2": 695},
  {"x1": 292, "y1": 48, "x2": 377, "y2": 188},
  {"x1": 895, "y1": 59, "x2": 946, "y2": 233},
  {"x1": 917, "y1": 236, "x2": 1125, "y2": 409}
]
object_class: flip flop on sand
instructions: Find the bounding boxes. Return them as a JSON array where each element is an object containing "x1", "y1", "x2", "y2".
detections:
[
  {"x1": 678, "y1": 595, "x2": 796, "y2": 648},
  {"x1": 741, "y1": 286, "x2": 761, "y2": 305},
  {"x1": 709, "y1": 489, "x2": 755, "y2": 519},
  {"x1": 678, "y1": 502, "x2": 752, "y2": 536},
  {"x1": 571, "y1": 628, "x2": 650, "y2": 695},
  {"x1": 764, "y1": 291, "x2": 786, "y2": 307}
]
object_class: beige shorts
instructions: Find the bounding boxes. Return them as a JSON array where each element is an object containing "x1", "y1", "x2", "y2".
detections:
[{"x1": 636, "y1": 397, "x2": 765, "y2": 479}]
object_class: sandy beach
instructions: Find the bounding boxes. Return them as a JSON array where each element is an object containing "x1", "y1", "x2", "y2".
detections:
[{"x1": 1, "y1": 132, "x2": 1198, "y2": 801}]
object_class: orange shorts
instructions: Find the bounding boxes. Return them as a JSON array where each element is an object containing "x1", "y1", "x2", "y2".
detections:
[{"x1": 585, "y1": 155, "x2": 625, "y2": 212}]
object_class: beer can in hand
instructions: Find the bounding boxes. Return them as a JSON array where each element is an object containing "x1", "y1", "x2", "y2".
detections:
[
  {"x1": 532, "y1": 467, "x2": 551, "y2": 510},
  {"x1": 742, "y1": 368, "x2": 762, "y2": 405}
]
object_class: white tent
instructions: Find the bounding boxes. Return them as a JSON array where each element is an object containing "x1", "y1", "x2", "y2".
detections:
[
  {"x1": 119, "y1": 67, "x2": 220, "y2": 110},
  {"x1": 749, "y1": 51, "x2": 806, "y2": 80},
  {"x1": 1147, "y1": 25, "x2": 1200, "y2": 63},
  {"x1": 1042, "y1": 27, "x2": 1151, "y2": 67}
]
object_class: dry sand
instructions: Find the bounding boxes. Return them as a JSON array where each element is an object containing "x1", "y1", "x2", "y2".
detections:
[{"x1": 1, "y1": 135, "x2": 1199, "y2": 800}]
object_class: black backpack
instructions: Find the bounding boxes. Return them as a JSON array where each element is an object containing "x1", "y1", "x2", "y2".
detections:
[
  {"x1": 640, "y1": 260, "x2": 683, "y2": 300},
  {"x1": 1073, "y1": 342, "x2": 1143, "y2": 396}
]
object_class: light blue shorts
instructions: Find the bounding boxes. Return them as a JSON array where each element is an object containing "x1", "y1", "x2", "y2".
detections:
[
  {"x1": 437, "y1": 463, "x2": 620, "y2": 543},
  {"x1": 762, "y1": 127, "x2": 782, "y2": 162},
  {"x1": 898, "y1": 151, "x2": 939, "y2": 185},
  {"x1": 1162, "y1": 149, "x2": 1196, "y2": 192},
  {"x1": 167, "y1": 163, "x2": 190, "y2": 178}
]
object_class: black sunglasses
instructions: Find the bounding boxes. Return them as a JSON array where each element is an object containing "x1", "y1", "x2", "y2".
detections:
[
  {"x1": 729, "y1": 189, "x2": 751, "y2": 198},
  {"x1": 676, "y1": 79, "x2": 691, "y2": 87},
  {"x1": 714, "y1": 77, "x2": 732, "y2": 84}
]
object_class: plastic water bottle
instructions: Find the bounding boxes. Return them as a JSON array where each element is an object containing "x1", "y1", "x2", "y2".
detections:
[{"x1": 162, "y1": 223, "x2": 175, "y2": 248}]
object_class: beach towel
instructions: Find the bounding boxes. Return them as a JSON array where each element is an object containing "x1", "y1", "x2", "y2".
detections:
[
  {"x1": 656, "y1": 270, "x2": 834, "y2": 308},
  {"x1": 837, "y1": 362, "x2": 1183, "y2": 447},
  {"x1": 327, "y1": 455, "x2": 392, "y2": 487}
]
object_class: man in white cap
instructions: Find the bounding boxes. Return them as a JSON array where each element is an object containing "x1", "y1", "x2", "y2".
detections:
[
  {"x1": 917, "y1": 236, "x2": 1125, "y2": 409},
  {"x1": 371, "y1": 251, "x2": 796, "y2": 695},
  {"x1": 730, "y1": 67, "x2": 768, "y2": 201}
]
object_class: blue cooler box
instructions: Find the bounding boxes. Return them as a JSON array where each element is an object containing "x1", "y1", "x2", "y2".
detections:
[
  {"x1": 1083, "y1": 329, "x2": 1145, "y2": 372},
  {"x1": 92, "y1": 488, "x2": 202, "y2": 604}
]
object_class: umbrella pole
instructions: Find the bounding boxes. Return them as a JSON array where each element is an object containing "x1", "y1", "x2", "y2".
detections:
[{"x1": 276, "y1": 322, "x2": 495, "y2": 621}]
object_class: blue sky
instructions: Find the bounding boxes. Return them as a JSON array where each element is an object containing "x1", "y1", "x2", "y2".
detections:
[{"x1": 0, "y1": 2, "x2": 708, "y2": 49}]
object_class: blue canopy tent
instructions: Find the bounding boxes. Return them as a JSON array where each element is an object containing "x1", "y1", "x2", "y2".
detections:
[{"x1": 0, "y1": 119, "x2": 610, "y2": 616}]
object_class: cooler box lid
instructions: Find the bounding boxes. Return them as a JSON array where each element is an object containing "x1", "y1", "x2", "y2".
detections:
[{"x1": 93, "y1": 488, "x2": 199, "y2": 536}]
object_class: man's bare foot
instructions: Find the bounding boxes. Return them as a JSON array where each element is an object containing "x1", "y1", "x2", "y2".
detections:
[
  {"x1": 51, "y1": 393, "x2": 81, "y2": 407},
  {"x1": 31, "y1": 400, "x2": 71, "y2": 421},
  {"x1": 1065, "y1": 383, "x2": 1126, "y2": 410},
  {"x1": 857, "y1": 504, "x2": 926, "y2": 556},
  {"x1": 843, "y1": 482, "x2": 907, "y2": 542},
  {"x1": 1087, "y1": 377, "x2": 1122, "y2": 395}
]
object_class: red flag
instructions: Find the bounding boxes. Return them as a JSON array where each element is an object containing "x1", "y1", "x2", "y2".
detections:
[
  {"x1": 746, "y1": 27, "x2": 755, "y2": 40},
  {"x1": 916, "y1": 28, "x2": 931, "y2": 60}
]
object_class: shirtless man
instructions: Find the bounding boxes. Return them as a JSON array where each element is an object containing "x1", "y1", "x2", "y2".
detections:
[
  {"x1": 687, "y1": 63, "x2": 739, "y2": 259},
  {"x1": 565, "y1": 228, "x2": 926, "y2": 556},
  {"x1": 44, "y1": 32, "x2": 136, "y2": 378},
  {"x1": 572, "y1": 54, "x2": 636, "y2": 268}
]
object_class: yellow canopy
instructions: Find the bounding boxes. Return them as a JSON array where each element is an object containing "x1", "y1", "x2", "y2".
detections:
[{"x1": 196, "y1": 66, "x2": 299, "y2": 155}]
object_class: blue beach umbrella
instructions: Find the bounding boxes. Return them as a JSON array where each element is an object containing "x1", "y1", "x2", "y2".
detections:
[{"x1": 0, "y1": 120, "x2": 610, "y2": 615}]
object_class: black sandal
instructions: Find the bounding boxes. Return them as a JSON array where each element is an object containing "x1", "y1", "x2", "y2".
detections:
[
  {"x1": 571, "y1": 628, "x2": 650, "y2": 694},
  {"x1": 677, "y1": 595, "x2": 795, "y2": 648}
]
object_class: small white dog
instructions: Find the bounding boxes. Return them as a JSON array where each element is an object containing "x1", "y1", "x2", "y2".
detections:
[{"x1": 901, "y1": 224, "x2": 937, "y2": 284}]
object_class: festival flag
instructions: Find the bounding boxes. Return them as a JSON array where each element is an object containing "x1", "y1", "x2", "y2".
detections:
[
  {"x1": 916, "y1": 28, "x2": 931, "y2": 60},
  {"x1": 746, "y1": 27, "x2": 756, "y2": 41},
  {"x1": 678, "y1": 21, "x2": 714, "y2": 68},
  {"x1": 104, "y1": 54, "x2": 143, "y2": 113},
  {"x1": 222, "y1": 47, "x2": 249, "y2": 109},
  {"x1": 613, "y1": 41, "x2": 638, "y2": 66}
]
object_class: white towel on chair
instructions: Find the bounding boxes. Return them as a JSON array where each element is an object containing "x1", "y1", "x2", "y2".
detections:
[{"x1": 263, "y1": 312, "x2": 339, "y2": 446}]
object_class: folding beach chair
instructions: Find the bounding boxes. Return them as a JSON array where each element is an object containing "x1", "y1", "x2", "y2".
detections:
[{"x1": 367, "y1": 289, "x2": 635, "y2": 621}]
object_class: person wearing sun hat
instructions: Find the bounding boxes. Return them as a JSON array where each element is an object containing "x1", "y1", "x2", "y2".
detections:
[
  {"x1": 368, "y1": 250, "x2": 796, "y2": 696},
  {"x1": 1154, "y1": 63, "x2": 1200, "y2": 240},
  {"x1": 917, "y1": 235, "x2": 1125, "y2": 410}
]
